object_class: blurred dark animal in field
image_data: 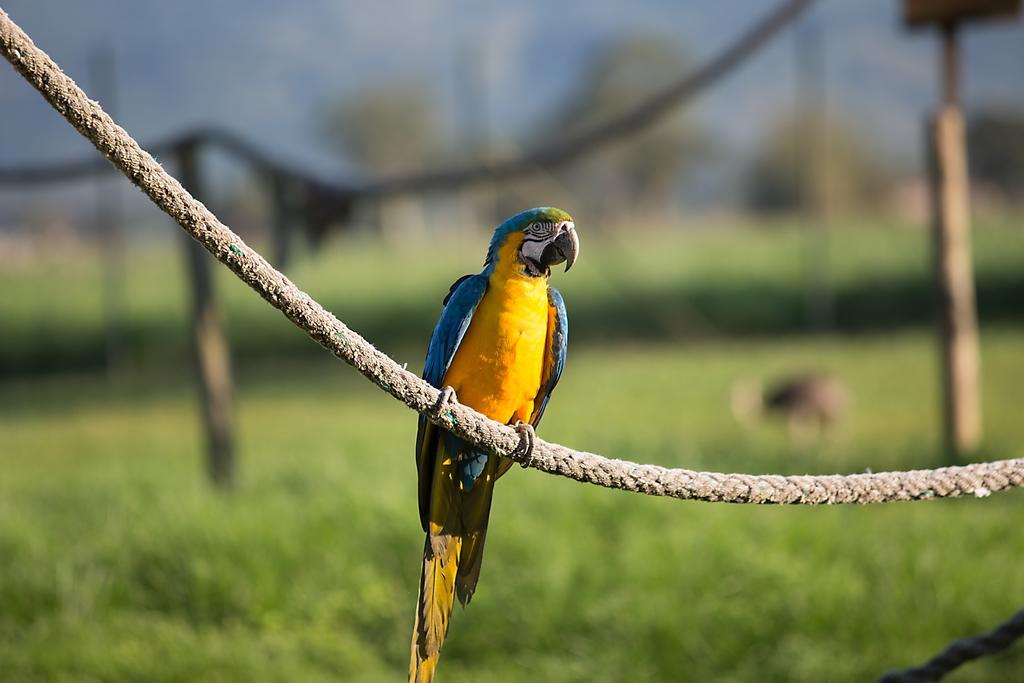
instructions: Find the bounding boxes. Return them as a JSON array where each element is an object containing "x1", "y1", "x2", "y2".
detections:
[{"x1": 731, "y1": 373, "x2": 848, "y2": 443}]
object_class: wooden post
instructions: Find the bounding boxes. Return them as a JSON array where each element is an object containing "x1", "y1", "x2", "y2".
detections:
[
  {"x1": 928, "y1": 24, "x2": 981, "y2": 458},
  {"x1": 904, "y1": 0, "x2": 1019, "y2": 459},
  {"x1": 176, "y1": 141, "x2": 236, "y2": 488}
]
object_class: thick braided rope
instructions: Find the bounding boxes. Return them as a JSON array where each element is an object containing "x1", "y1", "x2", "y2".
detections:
[
  {"x1": 878, "y1": 608, "x2": 1024, "y2": 682},
  {"x1": 3, "y1": 8, "x2": 1024, "y2": 505}
]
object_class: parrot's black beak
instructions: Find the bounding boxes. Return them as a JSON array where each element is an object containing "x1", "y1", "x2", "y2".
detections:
[{"x1": 540, "y1": 224, "x2": 580, "y2": 272}]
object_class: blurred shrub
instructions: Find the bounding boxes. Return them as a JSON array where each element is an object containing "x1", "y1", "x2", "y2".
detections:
[
  {"x1": 542, "y1": 35, "x2": 704, "y2": 220},
  {"x1": 743, "y1": 109, "x2": 888, "y2": 215},
  {"x1": 320, "y1": 84, "x2": 442, "y2": 174},
  {"x1": 969, "y1": 107, "x2": 1024, "y2": 201}
]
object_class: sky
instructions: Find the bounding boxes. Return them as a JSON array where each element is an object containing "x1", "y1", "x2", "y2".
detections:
[{"x1": 1, "y1": 0, "x2": 1022, "y2": 215}]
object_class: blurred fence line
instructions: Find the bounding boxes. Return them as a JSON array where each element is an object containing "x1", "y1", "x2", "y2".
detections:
[{"x1": 0, "y1": 0, "x2": 816, "y2": 241}]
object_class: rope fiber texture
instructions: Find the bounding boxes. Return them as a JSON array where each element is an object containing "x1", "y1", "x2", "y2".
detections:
[
  {"x1": 878, "y1": 608, "x2": 1024, "y2": 682},
  {"x1": 2, "y1": 7, "x2": 1024, "y2": 505}
]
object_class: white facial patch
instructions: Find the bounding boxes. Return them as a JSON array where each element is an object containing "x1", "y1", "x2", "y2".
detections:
[{"x1": 520, "y1": 220, "x2": 573, "y2": 262}]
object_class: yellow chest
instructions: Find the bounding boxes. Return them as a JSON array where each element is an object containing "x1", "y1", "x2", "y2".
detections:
[{"x1": 443, "y1": 272, "x2": 549, "y2": 423}]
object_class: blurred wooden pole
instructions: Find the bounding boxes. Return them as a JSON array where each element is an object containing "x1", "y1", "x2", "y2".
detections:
[
  {"x1": 176, "y1": 141, "x2": 236, "y2": 488},
  {"x1": 905, "y1": 0, "x2": 1020, "y2": 463},
  {"x1": 928, "y1": 23, "x2": 981, "y2": 458}
]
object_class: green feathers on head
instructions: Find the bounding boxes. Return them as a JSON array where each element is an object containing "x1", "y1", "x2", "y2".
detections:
[{"x1": 484, "y1": 207, "x2": 574, "y2": 271}]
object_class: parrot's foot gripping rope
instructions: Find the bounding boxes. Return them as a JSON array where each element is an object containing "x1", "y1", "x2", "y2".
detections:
[
  {"x1": 432, "y1": 386, "x2": 458, "y2": 423},
  {"x1": 433, "y1": 387, "x2": 535, "y2": 468},
  {"x1": 512, "y1": 421, "x2": 536, "y2": 469}
]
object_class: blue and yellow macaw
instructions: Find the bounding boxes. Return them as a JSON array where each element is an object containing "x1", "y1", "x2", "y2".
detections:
[{"x1": 410, "y1": 207, "x2": 579, "y2": 682}]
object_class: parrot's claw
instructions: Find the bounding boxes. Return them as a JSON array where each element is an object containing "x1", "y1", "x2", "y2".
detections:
[
  {"x1": 512, "y1": 420, "x2": 536, "y2": 469},
  {"x1": 432, "y1": 385, "x2": 459, "y2": 422}
]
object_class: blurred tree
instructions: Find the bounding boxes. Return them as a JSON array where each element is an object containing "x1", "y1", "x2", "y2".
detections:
[
  {"x1": 320, "y1": 83, "x2": 443, "y2": 174},
  {"x1": 544, "y1": 36, "x2": 702, "y2": 220},
  {"x1": 968, "y1": 107, "x2": 1024, "y2": 200},
  {"x1": 744, "y1": 109, "x2": 886, "y2": 214},
  {"x1": 320, "y1": 83, "x2": 444, "y2": 237}
]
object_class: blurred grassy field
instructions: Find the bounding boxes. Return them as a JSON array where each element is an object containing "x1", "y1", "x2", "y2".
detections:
[
  {"x1": 2, "y1": 219, "x2": 1023, "y2": 681},
  {"x1": 2, "y1": 214, "x2": 1022, "y2": 373}
]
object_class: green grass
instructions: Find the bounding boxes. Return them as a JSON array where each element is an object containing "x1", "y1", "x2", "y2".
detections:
[
  {"x1": 2, "y1": 219, "x2": 1022, "y2": 680},
  {"x1": 2, "y1": 215, "x2": 1022, "y2": 374},
  {"x1": 2, "y1": 328, "x2": 1023, "y2": 682}
]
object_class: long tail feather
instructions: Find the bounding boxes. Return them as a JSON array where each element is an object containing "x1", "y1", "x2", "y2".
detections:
[
  {"x1": 410, "y1": 437, "x2": 502, "y2": 681},
  {"x1": 454, "y1": 452, "x2": 501, "y2": 606},
  {"x1": 455, "y1": 528, "x2": 487, "y2": 606},
  {"x1": 409, "y1": 532, "x2": 461, "y2": 683}
]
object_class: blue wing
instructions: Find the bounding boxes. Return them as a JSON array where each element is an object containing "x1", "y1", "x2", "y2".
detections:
[
  {"x1": 531, "y1": 287, "x2": 568, "y2": 428},
  {"x1": 421, "y1": 273, "x2": 487, "y2": 389},
  {"x1": 415, "y1": 273, "x2": 488, "y2": 529}
]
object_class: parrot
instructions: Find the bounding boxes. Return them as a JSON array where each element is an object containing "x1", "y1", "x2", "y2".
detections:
[{"x1": 409, "y1": 207, "x2": 580, "y2": 682}]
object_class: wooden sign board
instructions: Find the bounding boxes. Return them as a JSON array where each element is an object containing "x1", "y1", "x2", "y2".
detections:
[{"x1": 904, "y1": 0, "x2": 1020, "y2": 26}]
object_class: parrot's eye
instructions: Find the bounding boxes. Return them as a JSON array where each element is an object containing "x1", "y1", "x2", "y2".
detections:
[{"x1": 526, "y1": 222, "x2": 553, "y2": 238}]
